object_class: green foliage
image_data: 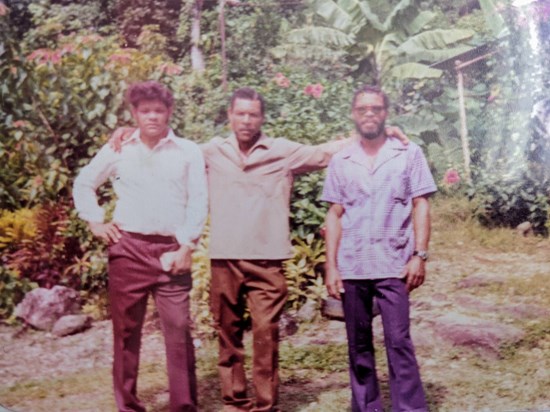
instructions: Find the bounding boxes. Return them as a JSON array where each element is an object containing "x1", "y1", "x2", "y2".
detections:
[
  {"x1": 3, "y1": 202, "x2": 86, "y2": 289},
  {"x1": 284, "y1": 0, "x2": 477, "y2": 84},
  {"x1": 469, "y1": 170, "x2": 549, "y2": 234},
  {"x1": 0, "y1": 266, "x2": 37, "y2": 321},
  {"x1": 225, "y1": 3, "x2": 287, "y2": 80},
  {"x1": 115, "y1": 0, "x2": 182, "y2": 57},
  {"x1": 190, "y1": 225, "x2": 215, "y2": 337},
  {"x1": 283, "y1": 234, "x2": 327, "y2": 311},
  {"x1": 238, "y1": 71, "x2": 355, "y2": 144},
  {"x1": 465, "y1": 2, "x2": 550, "y2": 232},
  {"x1": 290, "y1": 171, "x2": 329, "y2": 239},
  {"x1": 279, "y1": 341, "x2": 348, "y2": 372}
]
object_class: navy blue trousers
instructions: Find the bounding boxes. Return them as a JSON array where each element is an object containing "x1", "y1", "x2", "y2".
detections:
[{"x1": 342, "y1": 278, "x2": 427, "y2": 412}]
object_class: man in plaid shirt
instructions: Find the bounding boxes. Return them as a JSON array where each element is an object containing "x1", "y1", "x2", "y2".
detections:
[{"x1": 322, "y1": 85, "x2": 437, "y2": 412}]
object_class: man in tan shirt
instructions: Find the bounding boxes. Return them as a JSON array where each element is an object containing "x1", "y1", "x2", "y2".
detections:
[{"x1": 112, "y1": 86, "x2": 407, "y2": 411}]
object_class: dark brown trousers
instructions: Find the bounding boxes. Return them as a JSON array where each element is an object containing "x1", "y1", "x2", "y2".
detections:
[
  {"x1": 108, "y1": 231, "x2": 197, "y2": 412},
  {"x1": 209, "y1": 259, "x2": 288, "y2": 412}
]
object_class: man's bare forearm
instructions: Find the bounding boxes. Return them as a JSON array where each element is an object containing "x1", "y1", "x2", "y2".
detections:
[
  {"x1": 412, "y1": 196, "x2": 431, "y2": 251},
  {"x1": 325, "y1": 204, "x2": 344, "y2": 269}
]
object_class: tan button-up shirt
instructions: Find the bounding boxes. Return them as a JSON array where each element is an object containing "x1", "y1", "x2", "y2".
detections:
[{"x1": 202, "y1": 133, "x2": 347, "y2": 259}]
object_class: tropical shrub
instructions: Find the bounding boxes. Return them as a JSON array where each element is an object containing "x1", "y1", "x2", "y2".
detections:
[
  {"x1": 3, "y1": 202, "x2": 84, "y2": 289},
  {"x1": 283, "y1": 234, "x2": 327, "y2": 311},
  {"x1": 0, "y1": 266, "x2": 37, "y2": 321},
  {"x1": 0, "y1": 208, "x2": 37, "y2": 250}
]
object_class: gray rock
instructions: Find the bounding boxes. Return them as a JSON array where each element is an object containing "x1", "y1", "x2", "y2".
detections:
[
  {"x1": 433, "y1": 313, "x2": 525, "y2": 358},
  {"x1": 296, "y1": 299, "x2": 318, "y2": 322},
  {"x1": 321, "y1": 296, "x2": 380, "y2": 321},
  {"x1": 14, "y1": 286, "x2": 81, "y2": 330},
  {"x1": 457, "y1": 274, "x2": 504, "y2": 289},
  {"x1": 455, "y1": 295, "x2": 550, "y2": 320},
  {"x1": 52, "y1": 314, "x2": 92, "y2": 337},
  {"x1": 279, "y1": 312, "x2": 298, "y2": 338},
  {"x1": 516, "y1": 221, "x2": 533, "y2": 237},
  {"x1": 321, "y1": 297, "x2": 344, "y2": 320}
]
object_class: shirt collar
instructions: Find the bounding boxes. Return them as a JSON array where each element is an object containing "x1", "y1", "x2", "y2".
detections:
[
  {"x1": 342, "y1": 136, "x2": 407, "y2": 164},
  {"x1": 224, "y1": 132, "x2": 272, "y2": 152},
  {"x1": 123, "y1": 128, "x2": 178, "y2": 149}
]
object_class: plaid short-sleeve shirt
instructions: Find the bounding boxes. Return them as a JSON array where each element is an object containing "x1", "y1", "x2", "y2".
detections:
[{"x1": 321, "y1": 138, "x2": 437, "y2": 280}]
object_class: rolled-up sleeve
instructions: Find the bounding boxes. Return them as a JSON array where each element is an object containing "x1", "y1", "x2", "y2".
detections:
[
  {"x1": 320, "y1": 157, "x2": 345, "y2": 205},
  {"x1": 73, "y1": 145, "x2": 116, "y2": 223},
  {"x1": 409, "y1": 145, "x2": 437, "y2": 198},
  {"x1": 174, "y1": 143, "x2": 208, "y2": 247}
]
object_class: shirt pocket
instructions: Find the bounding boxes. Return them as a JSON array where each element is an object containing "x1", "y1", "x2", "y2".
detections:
[
  {"x1": 390, "y1": 173, "x2": 410, "y2": 204},
  {"x1": 343, "y1": 180, "x2": 370, "y2": 207}
]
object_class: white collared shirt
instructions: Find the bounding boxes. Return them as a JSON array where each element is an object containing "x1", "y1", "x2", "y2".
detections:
[{"x1": 73, "y1": 129, "x2": 208, "y2": 247}]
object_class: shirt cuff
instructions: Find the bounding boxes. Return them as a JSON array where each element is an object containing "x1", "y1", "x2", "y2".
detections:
[{"x1": 175, "y1": 231, "x2": 197, "y2": 249}]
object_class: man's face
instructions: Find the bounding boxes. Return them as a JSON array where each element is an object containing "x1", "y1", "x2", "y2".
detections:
[
  {"x1": 131, "y1": 99, "x2": 172, "y2": 139},
  {"x1": 228, "y1": 98, "x2": 264, "y2": 145},
  {"x1": 352, "y1": 92, "x2": 387, "y2": 140}
]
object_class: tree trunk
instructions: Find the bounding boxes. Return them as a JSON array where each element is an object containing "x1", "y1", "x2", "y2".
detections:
[{"x1": 190, "y1": 0, "x2": 205, "y2": 72}]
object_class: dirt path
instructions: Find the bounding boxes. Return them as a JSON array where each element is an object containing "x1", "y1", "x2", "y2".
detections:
[{"x1": 1, "y1": 233, "x2": 549, "y2": 411}]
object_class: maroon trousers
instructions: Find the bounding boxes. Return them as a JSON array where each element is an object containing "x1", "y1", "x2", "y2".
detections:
[
  {"x1": 209, "y1": 259, "x2": 288, "y2": 412},
  {"x1": 108, "y1": 231, "x2": 197, "y2": 412}
]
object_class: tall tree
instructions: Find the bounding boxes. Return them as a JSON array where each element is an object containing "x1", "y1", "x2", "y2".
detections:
[{"x1": 190, "y1": 0, "x2": 205, "y2": 71}]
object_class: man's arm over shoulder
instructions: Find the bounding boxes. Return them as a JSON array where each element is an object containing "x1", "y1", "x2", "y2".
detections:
[
  {"x1": 285, "y1": 126, "x2": 409, "y2": 175},
  {"x1": 283, "y1": 137, "x2": 352, "y2": 175}
]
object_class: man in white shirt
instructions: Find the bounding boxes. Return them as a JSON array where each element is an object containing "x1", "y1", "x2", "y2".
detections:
[{"x1": 73, "y1": 80, "x2": 208, "y2": 412}]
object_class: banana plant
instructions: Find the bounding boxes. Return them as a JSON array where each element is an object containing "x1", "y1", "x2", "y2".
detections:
[{"x1": 276, "y1": 0, "x2": 476, "y2": 85}]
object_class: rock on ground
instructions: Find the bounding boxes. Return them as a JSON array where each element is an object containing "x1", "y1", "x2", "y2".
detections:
[
  {"x1": 52, "y1": 314, "x2": 93, "y2": 337},
  {"x1": 14, "y1": 286, "x2": 81, "y2": 331},
  {"x1": 432, "y1": 313, "x2": 525, "y2": 358}
]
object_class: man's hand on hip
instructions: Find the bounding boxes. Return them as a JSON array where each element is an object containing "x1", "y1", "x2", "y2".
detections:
[
  {"x1": 160, "y1": 245, "x2": 193, "y2": 275},
  {"x1": 89, "y1": 221, "x2": 122, "y2": 245},
  {"x1": 325, "y1": 265, "x2": 344, "y2": 300},
  {"x1": 109, "y1": 127, "x2": 136, "y2": 152},
  {"x1": 402, "y1": 256, "x2": 426, "y2": 292}
]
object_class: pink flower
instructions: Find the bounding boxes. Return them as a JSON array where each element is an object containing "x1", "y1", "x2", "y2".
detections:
[
  {"x1": 303, "y1": 83, "x2": 324, "y2": 98},
  {"x1": 0, "y1": 2, "x2": 9, "y2": 16},
  {"x1": 27, "y1": 48, "x2": 63, "y2": 65},
  {"x1": 33, "y1": 176, "x2": 44, "y2": 187},
  {"x1": 158, "y1": 62, "x2": 183, "y2": 76},
  {"x1": 311, "y1": 83, "x2": 324, "y2": 98},
  {"x1": 273, "y1": 73, "x2": 290, "y2": 88},
  {"x1": 108, "y1": 51, "x2": 132, "y2": 64},
  {"x1": 80, "y1": 34, "x2": 103, "y2": 44},
  {"x1": 443, "y1": 169, "x2": 460, "y2": 185},
  {"x1": 27, "y1": 49, "x2": 52, "y2": 64},
  {"x1": 13, "y1": 120, "x2": 28, "y2": 128},
  {"x1": 59, "y1": 43, "x2": 77, "y2": 55},
  {"x1": 279, "y1": 78, "x2": 290, "y2": 88},
  {"x1": 49, "y1": 50, "x2": 62, "y2": 65}
]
